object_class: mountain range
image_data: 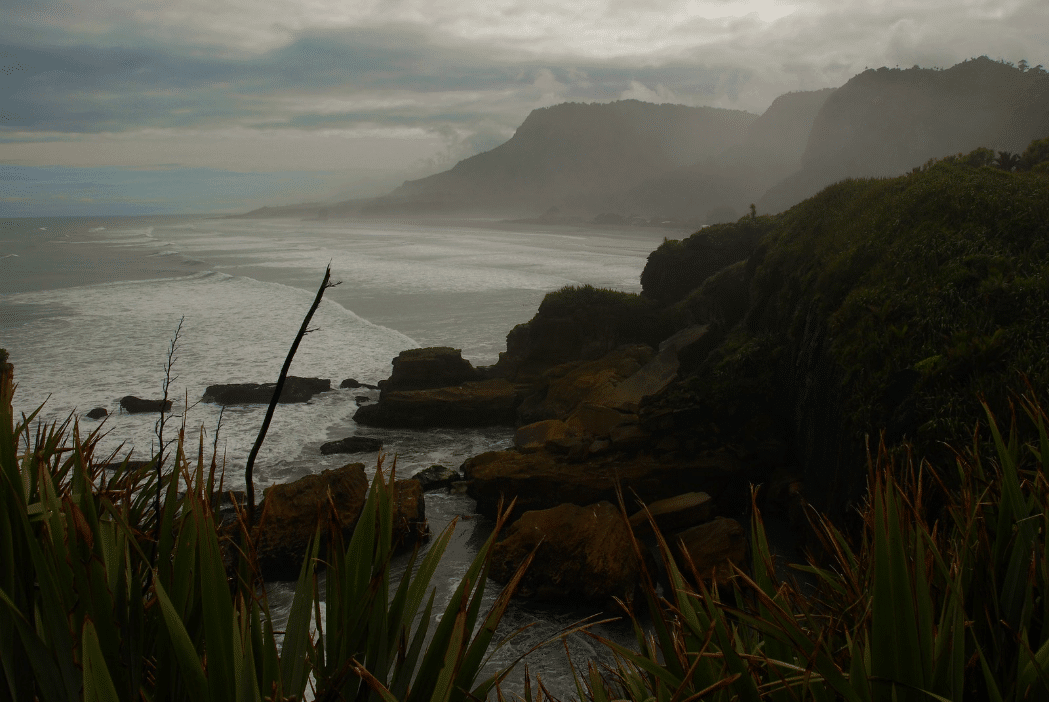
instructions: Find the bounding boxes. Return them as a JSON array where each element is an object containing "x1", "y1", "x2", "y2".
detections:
[{"x1": 234, "y1": 57, "x2": 1049, "y2": 222}]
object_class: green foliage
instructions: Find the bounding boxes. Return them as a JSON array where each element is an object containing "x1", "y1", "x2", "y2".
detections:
[
  {"x1": 710, "y1": 142, "x2": 1049, "y2": 469},
  {"x1": 565, "y1": 394, "x2": 1049, "y2": 701},
  {"x1": 0, "y1": 369, "x2": 527, "y2": 700},
  {"x1": 640, "y1": 217, "x2": 771, "y2": 304}
]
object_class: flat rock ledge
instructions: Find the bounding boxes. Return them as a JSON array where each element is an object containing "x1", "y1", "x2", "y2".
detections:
[
  {"x1": 463, "y1": 448, "x2": 741, "y2": 522},
  {"x1": 320, "y1": 436, "x2": 383, "y2": 455},
  {"x1": 120, "y1": 396, "x2": 172, "y2": 413},
  {"x1": 203, "y1": 376, "x2": 331, "y2": 405},
  {"x1": 354, "y1": 378, "x2": 519, "y2": 428}
]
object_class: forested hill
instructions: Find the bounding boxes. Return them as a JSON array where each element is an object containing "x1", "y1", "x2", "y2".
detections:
[
  {"x1": 361, "y1": 100, "x2": 756, "y2": 217},
  {"x1": 760, "y1": 57, "x2": 1049, "y2": 213}
]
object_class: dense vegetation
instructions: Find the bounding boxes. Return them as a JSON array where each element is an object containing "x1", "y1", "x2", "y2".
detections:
[
  {"x1": 637, "y1": 138, "x2": 1049, "y2": 516},
  {"x1": 0, "y1": 352, "x2": 530, "y2": 701}
]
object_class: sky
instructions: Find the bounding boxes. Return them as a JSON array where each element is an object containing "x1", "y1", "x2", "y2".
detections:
[{"x1": 2, "y1": 0, "x2": 1047, "y2": 216}]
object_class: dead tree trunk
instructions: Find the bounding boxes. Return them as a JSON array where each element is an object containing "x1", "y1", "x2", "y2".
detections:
[{"x1": 244, "y1": 264, "x2": 338, "y2": 526}]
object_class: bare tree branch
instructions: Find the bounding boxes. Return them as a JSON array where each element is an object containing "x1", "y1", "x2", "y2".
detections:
[{"x1": 244, "y1": 264, "x2": 338, "y2": 526}]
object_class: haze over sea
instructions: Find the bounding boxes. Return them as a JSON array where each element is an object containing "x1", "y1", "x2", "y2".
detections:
[{"x1": 0, "y1": 213, "x2": 673, "y2": 690}]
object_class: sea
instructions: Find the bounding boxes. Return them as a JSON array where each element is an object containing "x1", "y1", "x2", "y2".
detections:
[{"x1": 0, "y1": 213, "x2": 681, "y2": 696}]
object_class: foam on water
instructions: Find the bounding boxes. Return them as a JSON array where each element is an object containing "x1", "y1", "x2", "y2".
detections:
[
  {"x1": 4, "y1": 268, "x2": 420, "y2": 490},
  {"x1": 1, "y1": 213, "x2": 674, "y2": 696}
]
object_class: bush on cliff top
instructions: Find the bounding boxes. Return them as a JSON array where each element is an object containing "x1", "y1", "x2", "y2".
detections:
[
  {"x1": 658, "y1": 145, "x2": 1049, "y2": 513},
  {"x1": 640, "y1": 216, "x2": 771, "y2": 304}
]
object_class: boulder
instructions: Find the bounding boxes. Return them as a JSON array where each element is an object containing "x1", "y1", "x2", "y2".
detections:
[
  {"x1": 340, "y1": 378, "x2": 378, "y2": 390},
  {"x1": 513, "y1": 419, "x2": 574, "y2": 453},
  {"x1": 202, "y1": 376, "x2": 331, "y2": 405},
  {"x1": 320, "y1": 436, "x2": 384, "y2": 455},
  {"x1": 675, "y1": 517, "x2": 747, "y2": 583},
  {"x1": 381, "y1": 347, "x2": 481, "y2": 392},
  {"x1": 119, "y1": 396, "x2": 172, "y2": 413},
  {"x1": 354, "y1": 395, "x2": 372, "y2": 406},
  {"x1": 410, "y1": 464, "x2": 461, "y2": 492},
  {"x1": 463, "y1": 449, "x2": 742, "y2": 522},
  {"x1": 353, "y1": 378, "x2": 518, "y2": 428},
  {"x1": 392, "y1": 479, "x2": 429, "y2": 548},
  {"x1": 490, "y1": 501, "x2": 642, "y2": 603},
  {"x1": 628, "y1": 492, "x2": 714, "y2": 536},
  {"x1": 565, "y1": 404, "x2": 636, "y2": 439},
  {"x1": 253, "y1": 464, "x2": 427, "y2": 580},
  {"x1": 254, "y1": 463, "x2": 369, "y2": 581},
  {"x1": 85, "y1": 407, "x2": 108, "y2": 420}
]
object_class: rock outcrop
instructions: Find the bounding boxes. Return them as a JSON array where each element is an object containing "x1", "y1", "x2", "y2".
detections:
[
  {"x1": 628, "y1": 492, "x2": 714, "y2": 537},
  {"x1": 254, "y1": 463, "x2": 369, "y2": 581},
  {"x1": 85, "y1": 407, "x2": 108, "y2": 420},
  {"x1": 490, "y1": 501, "x2": 642, "y2": 603},
  {"x1": 253, "y1": 463, "x2": 427, "y2": 580},
  {"x1": 119, "y1": 396, "x2": 172, "y2": 413},
  {"x1": 410, "y1": 464, "x2": 461, "y2": 492},
  {"x1": 354, "y1": 378, "x2": 519, "y2": 428},
  {"x1": 675, "y1": 517, "x2": 747, "y2": 583},
  {"x1": 463, "y1": 448, "x2": 741, "y2": 522},
  {"x1": 351, "y1": 348, "x2": 519, "y2": 428},
  {"x1": 203, "y1": 376, "x2": 331, "y2": 405},
  {"x1": 340, "y1": 378, "x2": 378, "y2": 390},
  {"x1": 381, "y1": 347, "x2": 481, "y2": 391},
  {"x1": 320, "y1": 436, "x2": 383, "y2": 455}
]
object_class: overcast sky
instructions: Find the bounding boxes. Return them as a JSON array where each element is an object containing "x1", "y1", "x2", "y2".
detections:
[{"x1": 2, "y1": 0, "x2": 1046, "y2": 216}]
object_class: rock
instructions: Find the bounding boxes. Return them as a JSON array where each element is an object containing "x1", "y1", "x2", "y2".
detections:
[
  {"x1": 254, "y1": 463, "x2": 369, "y2": 581},
  {"x1": 353, "y1": 378, "x2": 519, "y2": 428},
  {"x1": 381, "y1": 347, "x2": 481, "y2": 392},
  {"x1": 628, "y1": 492, "x2": 714, "y2": 536},
  {"x1": 202, "y1": 376, "x2": 331, "y2": 405},
  {"x1": 410, "y1": 464, "x2": 461, "y2": 492},
  {"x1": 392, "y1": 479, "x2": 429, "y2": 548},
  {"x1": 85, "y1": 407, "x2": 108, "y2": 420},
  {"x1": 253, "y1": 464, "x2": 427, "y2": 580},
  {"x1": 490, "y1": 288, "x2": 668, "y2": 385},
  {"x1": 592, "y1": 326, "x2": 709, "y2": 413},
  {"x1": 513, "y1": 419, "x2": 573, "y2": 453},
  {"x1": 463, "y1": 449, "x2": 742, "y2": 522},
  {"x1": 490, "y1": 501, "x2": 642, "y2": 603},
  {"x1": 354, "y1": 395, "x2": 372, "y2": 406},
  {"x1": 565, "y1": 404, "x2": 636, "y2": 439},
  {"x1": 340, "y1": 378, "x2": 378, "y2": 390},
  {"x1": 675, "y1": 517, "x2": 747, "y2": 583},
  {"x1": 609, "y1": 423, "x2": 649, "y2": 452},
  {"x1": 521, "y1": 345, "x2": 654, "y2": 423},
  {"x1": 320, "y1": 436, "x2": 383, "y2": 455},
  {"x1": 119, "y1": 396, "x2": 172, "y2": 413}
]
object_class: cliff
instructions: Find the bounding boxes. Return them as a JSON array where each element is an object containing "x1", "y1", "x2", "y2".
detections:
[
  {"x1": 362, "y1": 100, "x2": 756, "y2": 217},
  {"x1": 607, "y1": 88, "x2": 835, "y2": 221},
  {"x1": 495, "y1": 139, "x2": 1049, "y2": 521},
  {"x1": 760, "y1": 57, "x2": 1049, "y2": 213}
]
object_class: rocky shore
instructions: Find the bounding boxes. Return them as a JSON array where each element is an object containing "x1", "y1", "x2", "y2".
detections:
[{"x1": 96, "y1": 148, "x2": 1049, "y2": 605}]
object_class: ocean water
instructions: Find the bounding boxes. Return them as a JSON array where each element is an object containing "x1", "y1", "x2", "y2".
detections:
[{"x1": 0, "y1": 213, "x2": 677, "y2": 695}]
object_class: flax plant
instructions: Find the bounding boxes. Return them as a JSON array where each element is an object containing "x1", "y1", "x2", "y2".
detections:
[
  {"x1": 568, "y1": 390, "x2": 1049, "y2": 702},
  {"x1": 0, "y1": 356, "x2": 529, "y2": 701}
]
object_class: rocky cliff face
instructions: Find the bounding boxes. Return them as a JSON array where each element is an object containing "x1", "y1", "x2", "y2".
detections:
[
  {"x1": 363, "y1": 100, "x2": 756, "y2": 217},
  {"x1": 760, "y1": 58, "x2": 1049, "y2": 213}
]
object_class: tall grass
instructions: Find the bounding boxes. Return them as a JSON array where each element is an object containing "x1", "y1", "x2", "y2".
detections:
[
  {"x1": 555, "y1": 389, "x2": 1049, "y2": 702},
  {"x1": 0, "y1": 356, "x2": 529, "y2": 701}
]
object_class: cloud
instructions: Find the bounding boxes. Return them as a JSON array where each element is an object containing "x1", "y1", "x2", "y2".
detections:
[
  {"x1": 619, "y1": 80, "x2": 682, "y2": 104},
  {"x1": 2, "y1": 0, "x2": 1048, "y2": 213}
]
